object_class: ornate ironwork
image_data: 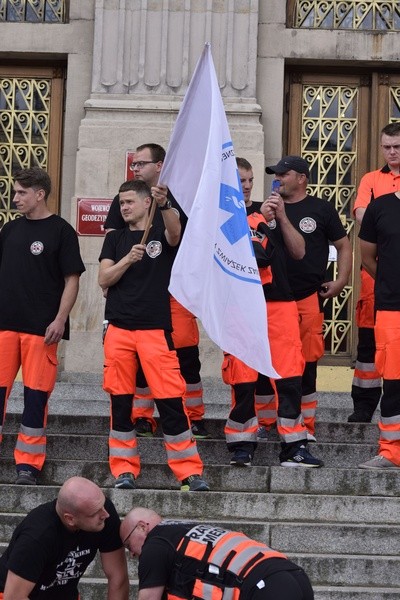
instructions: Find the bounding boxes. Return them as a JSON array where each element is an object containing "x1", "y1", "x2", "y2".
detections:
[
  {"x1": 0, "y1": 0, "x2": 66, "y2": 23},
  {"x1": 294, "y1": 1, "x2": 400, "y2": 30},
  {"x1": 300, "y1": 83, "x2": 357, "y2": 355},
  {"x1": 390, "y1": 87, "x2": 400, "y2": 120},
  {"x1": 0, "y1": 76, "x2": 50, "y2": 227}
]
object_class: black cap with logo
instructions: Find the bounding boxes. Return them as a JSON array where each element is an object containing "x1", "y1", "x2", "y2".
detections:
[{"x1": 265, "y1": 156, "x2": 310, "y2": 179}]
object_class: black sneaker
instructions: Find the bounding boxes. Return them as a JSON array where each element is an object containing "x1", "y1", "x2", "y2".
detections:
[
  {"x1": 15, "y1": 469, "x2": 37, "y2": 485},
  {"x1": 257, "y1": 425, "x2": 269, "y2": 439},
  {"x1": 191, "y1": 420, "x2": 210, "y2": 439},
  {"x1": 134, "y1": 418, "x2": 154, "y2": 437},
  {"x1": 347, "y1": 412, "x2": 372, "y2": 423},
  {"x1": 280, "y1": 444, "x2": 323, "y2": 468},
  {"x1": 115, "y1": 472, "x2": 136, "y2": 489},
  {"x1": 230, "y1": 449, "x2": 252, "y2": 467},
  {"x1": 181, "y1": 474, "x2": 210, "y2": 491}
]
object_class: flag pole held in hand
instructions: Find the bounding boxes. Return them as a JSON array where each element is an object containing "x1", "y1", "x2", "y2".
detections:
[{"x1": 140, "y1": 197, "x2": 157, "y2": 244}]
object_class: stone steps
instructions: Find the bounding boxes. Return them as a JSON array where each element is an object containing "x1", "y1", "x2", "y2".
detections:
[
  {"x1": 1, "y1": 458, "x2": 399, "y2": 497},
  {"x1": 1, "y1": 413, "x2": 381, "y2": 442},
  {"x1": 1, "y1": 378, "x2": 398, "y2": 599},
  {"x1": 78, "y1": 580, "x2": 400, "y2": 600}
]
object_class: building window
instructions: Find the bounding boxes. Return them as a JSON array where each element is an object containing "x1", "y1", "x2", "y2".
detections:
[
  {"x1": 0, "y1": 0, "x2": 68, "y2": 23},
  {"x1": 293, "y1": 1, "x2": 400, "y2": 30}
]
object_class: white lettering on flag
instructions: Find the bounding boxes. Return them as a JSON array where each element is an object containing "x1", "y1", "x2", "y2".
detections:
[{"x1": 160, "y1": 43, "x2": 278, "y2": 377}]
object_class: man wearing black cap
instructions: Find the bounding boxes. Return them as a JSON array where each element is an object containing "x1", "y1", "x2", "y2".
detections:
[
  {"x1": 262, "y1": 155, "x2": 351, "y2": 440},
  {"x1": 222, "y1": 157, "x2": 323, "y2": 469}
]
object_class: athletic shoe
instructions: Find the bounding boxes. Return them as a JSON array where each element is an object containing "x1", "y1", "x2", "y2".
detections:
[
  {"x1": 358, "y1": 455, "x2": 400, "y2": 470},
  {"x1": 347, "y1": 411, "x2": 372, "y2": 423},
  {"x1": 134, "y1": 418, "x2": 154, "y2": 437},
  {"x1": 115, "y1": 472, "x2": 136, "y2": 489},
  {"x1": 181, "y1": 474, "x2": 210, "y2": 491},
  {"x1": 15, "y1": 469, "x2": 37, "y2": 485},
  {"x1": 280, "y1": 445, "x2": 323, "y2": 468},
  {"x1": 191, "y1": 420, "x2": 210, "y2": 439},
  {"x1": 230, "y1": 449, "x2": 252, "y2": 467},
  {"x1": 257, "y1": 426, "x2": 269, "y2": 439},
  {"x1": 307, "y1": 432, "x2": 317, "y2": 442}
]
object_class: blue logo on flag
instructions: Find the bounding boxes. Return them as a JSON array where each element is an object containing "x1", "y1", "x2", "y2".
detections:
[{"x1": 219, "y1": 171, "x2": 248, "y2": 245}]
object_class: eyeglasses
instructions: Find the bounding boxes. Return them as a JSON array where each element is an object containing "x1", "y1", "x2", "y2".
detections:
[
  {"x1": 123, "y1": 523, "x2": 139, "y2": 548},
  {"x1": 381, "y1": 145, "x2": 400, "y2": 152},
  {"x1": 122, "y1": 522, "x2": 149, "y2": 549},
  {"x1": 130, "y1": 160, "x2": 157, "y2": 170}
]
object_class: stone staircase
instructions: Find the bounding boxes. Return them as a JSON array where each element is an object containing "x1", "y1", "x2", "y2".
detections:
[{"x1": 1, "y1": 375, "x2": 400, "y2": 599}]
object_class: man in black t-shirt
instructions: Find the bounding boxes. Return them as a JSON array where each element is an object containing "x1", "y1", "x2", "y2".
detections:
[
  {"x1": 99, "y1": 179, "x2": 209, "y2": 492},
  {"x1": 121, "y1": 507, "x2": 314, "y2": 600},
  {"x1": 358, "y1": 191, "x2": 400, "y2": 470},
  {"x1": 0, "y1": 476, "x2": 129, "y2": 599},
  {"x1": 262, "y1": 156, "x2": 351, "y2": 441},
  {"x1": 0, "y1": 168, "x2": 85, "y2": 486},
  {"x1": 104, "y1": 143, "x2": 208, "y2": 441},
  {"x1": 222, "y1": 158, "x2": 323, "y2": 469}
]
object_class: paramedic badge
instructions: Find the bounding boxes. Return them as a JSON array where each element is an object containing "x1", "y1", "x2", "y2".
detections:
[
  {"x1": 30, "y1": 241, "x2": 44, "y2": 255},
  {"x1": 299, "y1": 217, "x2": 316, "y2": 233},
  {"x1": 146, "y1": 240, "x2": 162, "y2": 258}
]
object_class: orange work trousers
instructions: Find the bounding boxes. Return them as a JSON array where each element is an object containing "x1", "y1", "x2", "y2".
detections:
[
  {"x1": 0, "y1": 331, "x2": 58, "y2": 473},
  {"x1": 222, "y1": 301, "x2": 306, "y2": 446},
  {"x1": 103, "y1": 324, "x2": 203, "y2": 482},
  {"x1": 296, "y1": 292, "x2": 324, "y2": 435},
  {"x1": 374, "y1": 310, "x2": 400, "y2": 465},
  {"x1": 132, "y1": 297, "x2": 204, "y2": 430},
  {"x1": 351, "y1": 268, "x2": 382, "y2": 418}
]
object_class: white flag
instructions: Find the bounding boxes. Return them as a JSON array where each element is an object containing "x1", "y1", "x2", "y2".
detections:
[{"x1": 160, "y1": 44, "x2": 278, "y2": 378}]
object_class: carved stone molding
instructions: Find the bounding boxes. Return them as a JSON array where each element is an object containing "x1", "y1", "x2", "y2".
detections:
[{"x1": 92, "y1": 0, "x2": 259, "y2": 98}]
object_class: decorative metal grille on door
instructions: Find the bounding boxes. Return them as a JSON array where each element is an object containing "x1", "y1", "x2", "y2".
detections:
[
  {"x1": 0, "y1": 76, "x2": 51, "y2": 226},
  {"x1": 0, "y1": 64, "x2": 64, "y2": 225},
  {"x1": 300, "y1": 83, "x2": 357, "y2": 356}
]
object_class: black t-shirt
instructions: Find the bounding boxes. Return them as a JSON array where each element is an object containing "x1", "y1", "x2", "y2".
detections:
[
  {"x1": 139, "y1": 521, "x2": 299, "y2": 599},
  {"x1": 283, "y1": 195, "x2": 347, "y2": 300},
  {"x1": 99, "y1": 225, "x2": 178, "y2": 330},
  {"x1": 104, "y1": 190, "x2": 187, "y2": 231},
  {"x1": 0, "y1": 215, "x2": 85, "y2": 339},
  {"x1": 359, "y1": 192, "x2": 400, "y2": 310},
  {"x1": 0, "y1": 498, "x2": 122, "y2": 599}
]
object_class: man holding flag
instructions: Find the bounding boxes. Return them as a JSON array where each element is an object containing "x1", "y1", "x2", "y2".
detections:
[{"x1": 159, "y1": 45, "x2": 323, "y2": 468}]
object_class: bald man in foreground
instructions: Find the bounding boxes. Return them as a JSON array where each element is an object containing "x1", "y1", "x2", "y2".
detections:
[
  {"x1": 121, "y1": 507, "x2": 314, "y2": 600},
  {"x1": 0, "y1": 477, "x2": 129, "y2": 600}
]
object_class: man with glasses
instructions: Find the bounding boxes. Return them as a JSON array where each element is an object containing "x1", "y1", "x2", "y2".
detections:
[
  {"x1": 104, "y1": 143, "x2": 209, "y2": 445},
  {"x1": 349, "y1": 122, "x2": 400, "y2": 424},
  {"x1": 0, "y1": 477, "x2": 129, "y2": 599},
  {"x1": 120, "y1": 507, "x2": 314, "y2": 600}
]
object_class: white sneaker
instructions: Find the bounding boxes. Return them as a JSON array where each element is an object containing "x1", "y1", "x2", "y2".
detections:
[
  {"x1": 358, "y1": 455, "x2": 399, "y2": 470},
  {"x1": 306, "y1": 432, "x2": 317, "y2": 443}
]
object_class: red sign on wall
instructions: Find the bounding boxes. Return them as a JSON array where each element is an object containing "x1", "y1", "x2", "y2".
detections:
[
  {"x1": 76, "y1": 198, "x2": 112, "y2": 236},
  {"x1": 126, "y1": 151, "x2": 136, "y2": 181}
]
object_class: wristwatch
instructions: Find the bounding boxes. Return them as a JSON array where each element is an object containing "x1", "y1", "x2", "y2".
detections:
[{"x1": 159, "y1": 199, "x2": 172, "y2": 211}]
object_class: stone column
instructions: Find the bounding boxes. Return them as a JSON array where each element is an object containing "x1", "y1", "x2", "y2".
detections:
[{"x1": 66, "y1": 0, "x2": 264, "y2": 376}]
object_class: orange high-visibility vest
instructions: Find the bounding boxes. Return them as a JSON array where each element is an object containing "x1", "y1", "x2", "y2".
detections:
[
  {"x1": 167, "y1": 524, "x2": 286, "y2": 600},
  {"x1": 247, "y1": 212, "x2": 273, "y2": 287}
]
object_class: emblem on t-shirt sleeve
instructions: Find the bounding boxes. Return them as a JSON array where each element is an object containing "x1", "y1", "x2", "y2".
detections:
[
  {"x1": 146, "y1": 240, "x2": 162, "y2": 258},
  {"x1": 266, "y1": 218, "x2": 277, "y2": 230},
  {"x1": 299, "y1": 217, "x2": 316, "y2": 233},
  {"x1": 30, "y1": 241, "x2": 44, "y2": 255}
]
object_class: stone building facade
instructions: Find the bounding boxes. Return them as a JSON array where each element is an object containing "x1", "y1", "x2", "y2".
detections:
[{"x1": 0, "y1": 1, "x2": 399, "y2": 378}]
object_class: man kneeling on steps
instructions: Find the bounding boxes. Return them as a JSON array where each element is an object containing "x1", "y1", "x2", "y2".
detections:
[{"x1": 121, "y1": 507, "x2": 314, "y2": 600}]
